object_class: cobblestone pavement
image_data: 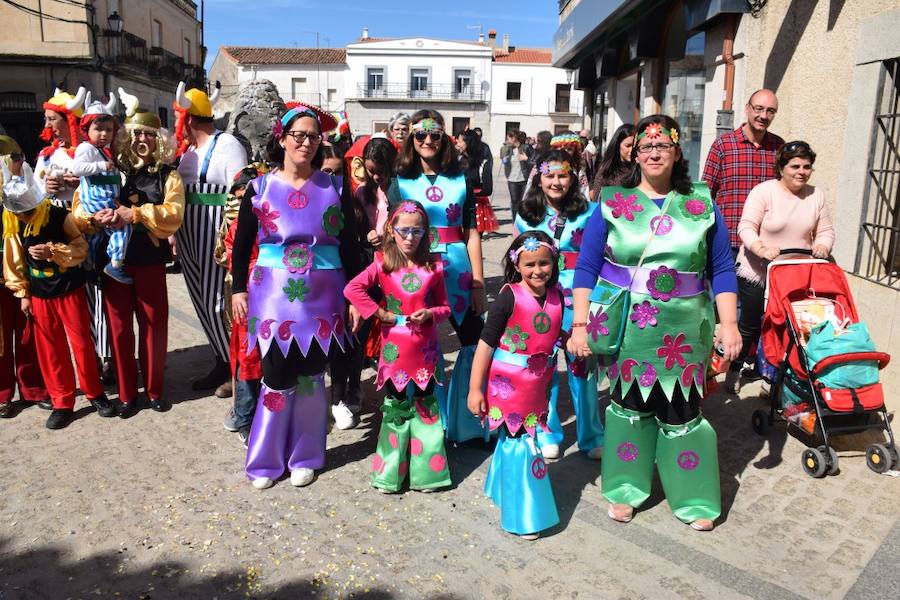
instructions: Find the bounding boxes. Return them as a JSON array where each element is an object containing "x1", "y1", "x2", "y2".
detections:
[{"x1": 1, "y1": 183, "x2": 898, "y2": 600}]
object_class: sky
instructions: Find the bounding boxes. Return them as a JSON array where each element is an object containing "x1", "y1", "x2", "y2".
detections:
[{"x1": 201, "y1": 0, "x2": 560, "y2": 69}]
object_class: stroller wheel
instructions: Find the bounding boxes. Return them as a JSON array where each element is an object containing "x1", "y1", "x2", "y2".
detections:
[
  {"x1": 751, "y1": 409, "x2": 772, "y2": 436},
  {"x1": 819, "y1": 445, "x2": 839, "y2": 476},
  {"x1": 866, "y1": 444, "x2": 892, "y2": 474},
  {"x1": 801, "y1": 447, "x2": 827, "y2": 478},
  {"x1": 887, "y1": 444, "x2": 900, "y2": 470}
]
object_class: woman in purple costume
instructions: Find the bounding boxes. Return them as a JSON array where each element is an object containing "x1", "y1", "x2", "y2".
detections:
[{"x1": 231, "y1": 103, "x2": 362, "y2": 489}]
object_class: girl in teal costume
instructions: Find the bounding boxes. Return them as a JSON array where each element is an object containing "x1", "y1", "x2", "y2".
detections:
[
  {"x1": 515, "y1": 149, "x2": 604, "y2": 460},
  {"x1": 388, "y1": 110, "x2": 487, "y2": 443},
  {"x1": 568, "y1": 115, "x2": 741, "y2": 531}
]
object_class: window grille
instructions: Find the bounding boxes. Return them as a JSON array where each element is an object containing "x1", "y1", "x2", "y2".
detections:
[{"x1": 856, "y1": 58, "x2": 900, "y2": 289}]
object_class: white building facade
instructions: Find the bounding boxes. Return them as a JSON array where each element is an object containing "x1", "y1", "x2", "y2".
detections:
[{"x1": 209, "y1": 32, "x2": 586, "y2": 155}]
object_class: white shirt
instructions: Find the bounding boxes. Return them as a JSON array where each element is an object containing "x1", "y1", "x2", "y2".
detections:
[
  {"x1": 177, "y1": 130, "x2": 247, "y2": 189},
  {"x1": 33, "y1": 146, "x2": 76, "y2": 206},
  {"x1": 70, "y1": 142, "x2": 113, "y2": 177}
]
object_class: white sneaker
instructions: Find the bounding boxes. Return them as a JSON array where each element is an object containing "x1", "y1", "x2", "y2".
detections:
[
  {"x1": 724, "y1": 370, "x2": 741, "y2": 395},
  {"x1": 586, "y1": 446, "x2": 604, "y2": 460},
  {"x1": 251, "y1": 477, "x2": 274, "y2": 490},
  {"x1": 223, "y1": 408, "x2": 240, "y2": 432},
  {"x1": 331, "y1": 401, "x2": 357, "y2": 430},
  {"x1": 519, "y1": 532, "x2": 540, "y2": 541},
  {"x1": 290, "y1": 468, "x2": 315, "y2": 487},
  {"x1": 541, "y1": 444, "x2": 561, "y2": 460}
]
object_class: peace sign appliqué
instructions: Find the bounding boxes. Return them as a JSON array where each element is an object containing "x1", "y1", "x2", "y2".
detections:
[
  {"x1": 533, "y1": 311, "x2": 552, "y2": 334},
  {"x1": 531, "y1": 456, "x2": 547, "y2": 479},
  {"x1": 287, "y1": 190, "x2": 309, "y2": 209},
  {"x1": 400, "y1": 272, "x2": 423, "y2": 293},
  {"x1": 425, "y1": 186, "x2": 444, "y2": 202},
  {"x1": 677, "y1": 450, "x2": 700, "y2": 471}
]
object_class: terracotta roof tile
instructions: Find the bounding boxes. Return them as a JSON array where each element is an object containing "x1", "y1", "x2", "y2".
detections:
[
  {"x1": 493, "y1": 48, "x2": 552, "y2": 64},
  {"x1": 221, "y1": 47, "x2": 346, "y2": 65}
]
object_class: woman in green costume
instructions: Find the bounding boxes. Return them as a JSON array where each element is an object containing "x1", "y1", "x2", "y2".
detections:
[{"x1": 568, "y1": 114, "x2": 741, "y2": 531}]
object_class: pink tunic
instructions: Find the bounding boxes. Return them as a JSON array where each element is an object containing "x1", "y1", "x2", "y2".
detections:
[
  {"x1": 344, "y1": 256, "x2": 450, "y2": 391},
  {"x1": 487, "y1": 284, "x2": 563, "y2": 437}
]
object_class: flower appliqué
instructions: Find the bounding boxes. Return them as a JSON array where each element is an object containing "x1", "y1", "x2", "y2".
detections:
[
  {"x1": 605, "y1": 192, "x2": 644, "y2": 221},
  {"x1": 488, "y1": 374, "x2": 514, "y2": 399},
  {"x1": 282, "y1": 242, "x2": 312, "y2": 274},
  {"x1": 445, "y1": 203, "x2": 461, "y2": 224},
  {"x1": 415, "y1": 368, "x2": 431, "y2": 384},
  {"x1": 527, "y1": 352, "x2": 551, "y2": 376},
  {"x1": 680, "y1": 196, "x2": 712, "y2": 221},
  {"x1": 570, "y1": 227, "x2": 584, "y2": 249},
  {"x1": 382, "y1": 342, "x2": 400, "y2": 364},
  {"x1": 263, "y1": 391, "x2": 285, "y2": 412},
  {"x1": 296, "y1": 375, "x2": 316, "y2": 397},
  {"x1": 322, "y1": 205, "x2": 344, "y2": 236},
  {"x1": 629, "y1": 300, "x2": 660, "y2": 329},
  {"x1": 647, "y1": 266, "x2": 680, "y2": 302},
  {"x1": 656, "y1": 332, "x2": 693, "y2": 370},
  {"x1": 501, "y1": 325, "x2": 529, "y2": 352},
  {"x1": 586, "y1": 309, "x2": 609, "y2": 341},
  {"x1": 283, "y1": 277, "x2": 310, "y2": 303},
  {"x1": 393, "y1": 370, "x2": 410, "y2": 387},
  {"x1": 385, "y1": 294, "x2": 403, "y2": 315},
  {"x1": 253, "y1": 201, "x2": 280, "y2": 237}
]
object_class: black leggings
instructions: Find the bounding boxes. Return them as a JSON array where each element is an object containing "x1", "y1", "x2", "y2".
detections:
[
  {"x1": 731, "y1": 275, "x2": 766, "y2": 371},
  {"x1": 614, "y1": 381, "x2": 702, "y2": 426},
  {"x1": 450, "y1": 309, "x2": 484, "y2": 347},
  {"x1": 261, "y1": 341, "x2": 329, "y2": 390}
]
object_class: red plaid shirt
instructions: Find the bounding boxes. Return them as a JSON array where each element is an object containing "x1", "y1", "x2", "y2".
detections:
[{"x1": 702, "y1": 126, "x2": 784, "y2": 247}]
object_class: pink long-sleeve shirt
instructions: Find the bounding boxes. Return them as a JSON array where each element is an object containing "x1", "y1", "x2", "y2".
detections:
[
  {"x1": 736, "y1": 179, "x2": 835, "y2": 283},
  {"x1": 343, "y1": 259, "x2": 451, "y2": 323}
]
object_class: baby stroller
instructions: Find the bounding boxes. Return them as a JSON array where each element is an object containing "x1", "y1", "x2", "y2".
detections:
[{"x1": 750, "y1": 250, "x2": 895, "y2": 477}]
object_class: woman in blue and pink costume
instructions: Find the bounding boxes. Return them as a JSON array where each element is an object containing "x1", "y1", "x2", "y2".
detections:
[
  {"x1": 387, "y1": 109, "x2": 487, "y2": 443},
  {"x1": 231, "y1": 103, "x2": 362, "y2": 489},
  {"x1": 468, "y1": 231, "x2": 563, "y2": 540},
  {"x1": 515, "y1": 149, "x2": 604, "y2": 461}
]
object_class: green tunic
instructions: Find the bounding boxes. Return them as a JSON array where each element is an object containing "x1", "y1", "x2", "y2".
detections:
[{"x1": 592, "y1": 184, "x2": 716, "y2": 402}]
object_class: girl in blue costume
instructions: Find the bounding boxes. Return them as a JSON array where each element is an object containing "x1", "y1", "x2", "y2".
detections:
[
  {"x1": 387, "y1": 110, "x2": 487, "y2": 443},
  {"x1": 515, "y1": 149, "x2": 604, "y2": 460},
  {"x1": 468, "y1": 231, "x2": 563, "y2": 540}
]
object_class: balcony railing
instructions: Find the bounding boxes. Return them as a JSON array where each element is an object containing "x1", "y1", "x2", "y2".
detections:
[
  {"x1": 102, "y1": 30, "x2": 149, "y2": 69},
  {"x1": 356, "y1": 83, "x2": 485, "y2": 102},
  {"x1": 149, "y1": 47, "x2": 186, "y2": 83},
  {"x1": 549, "y1": 97, "x2": 583, "y2": 115}
]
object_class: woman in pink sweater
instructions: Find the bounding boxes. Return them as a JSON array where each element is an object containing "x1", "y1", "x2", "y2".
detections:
[{"x1": 726, "y1": 141, "x2": 834, "y2": 393}]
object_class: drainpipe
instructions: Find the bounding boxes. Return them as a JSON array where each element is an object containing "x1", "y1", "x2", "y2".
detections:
[{"x1": 717, "y1": 14, "x2": 737, "y2": 134}]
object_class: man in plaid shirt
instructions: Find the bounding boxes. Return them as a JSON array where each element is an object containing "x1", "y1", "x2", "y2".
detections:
[{"x1": 703, "y1": 89, "x2": 784, "y2": 252}]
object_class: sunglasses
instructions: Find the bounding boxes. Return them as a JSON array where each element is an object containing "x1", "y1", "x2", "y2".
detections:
[
  {"x1": 782, "y1": 141, "x2": 811, "y2": 153},
  {"x1": 413, "y1": 130, "x2": 444, "y2": 143},
  {"x1": 393, "y1": 226, "x2": 426, "y2": 239}
]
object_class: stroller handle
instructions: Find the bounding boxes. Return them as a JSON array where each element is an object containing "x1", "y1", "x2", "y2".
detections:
[
  {"x1": 811, "y1": 351, "x2": 892, "y2": 377},
  {"x1": 779, "y1": 248, "x2": 835, "y2": 262}
]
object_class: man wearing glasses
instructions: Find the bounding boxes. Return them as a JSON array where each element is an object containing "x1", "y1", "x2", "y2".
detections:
[{"x1": 702, "y1": 89, "x2": 784, "y2": 255}]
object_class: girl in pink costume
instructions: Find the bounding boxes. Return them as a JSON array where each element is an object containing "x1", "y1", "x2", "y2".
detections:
[
  {"x1": 468, "y1": 231, "x2": 563, "y2": 539},
  {"x1": 344, "y1": 201, "x2": 452, "y2": 492}
]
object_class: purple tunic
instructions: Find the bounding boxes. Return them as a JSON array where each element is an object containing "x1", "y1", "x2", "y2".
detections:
[{"x1": 247, "y1": 171, "x2": 349, "y2": 359}]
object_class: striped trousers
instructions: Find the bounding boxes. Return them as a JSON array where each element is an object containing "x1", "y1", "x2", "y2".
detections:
[{"x1": 175, "y1": 202, "x2": 230, "y2": 362}]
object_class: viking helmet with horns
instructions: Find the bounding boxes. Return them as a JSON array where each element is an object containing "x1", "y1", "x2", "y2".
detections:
[
  {"x1": 40, "y1": 86, "x2": 88, "y2": 154},
  {"x1": 173, "y1": 80, "x2": 220, "y2": 155}
]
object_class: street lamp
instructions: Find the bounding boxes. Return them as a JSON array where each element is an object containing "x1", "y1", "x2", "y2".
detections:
[
  {"x1": 565, "y1": 68, "x2": 574, "y2": 84},
  {"x1": 108, "y1": 11, "x2": 123, "y2": 34}
]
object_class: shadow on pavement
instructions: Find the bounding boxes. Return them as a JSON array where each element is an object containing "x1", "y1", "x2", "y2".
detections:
[{"x1": 0, "y1": 536, "x2": 397, "y2": 600}]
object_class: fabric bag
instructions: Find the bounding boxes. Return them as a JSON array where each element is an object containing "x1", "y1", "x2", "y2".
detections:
[{"x1": 805, "y1": 321, "x2": 879, "y2": 389}]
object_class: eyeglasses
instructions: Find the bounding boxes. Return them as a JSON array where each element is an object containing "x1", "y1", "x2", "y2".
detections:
[
  {"x1": 393, "y1": 226, "x2": 426, "y2": 239},
  {"x1": 636, "y1": 142, "x2": 677, "y2": 155},
  {"x1": 413, "y1": 130, "x2": 444, "y2": 143},
  {"x1": 133, "y1": 130, "x2": 157, "y2": 139},
  {"x1": 782, "y1": 141, "x2": 811, "y2": 153},
  {"x1": 748, "y1": 104, "x2": 778, "y2": 116},
  {"x1": 10, "y1": 153, "x2": 24, "y2": 162},
  {"x1": 320, "y1": 167, "x2": 341, "y2": 175},
  {"x1": 284, "y1": 130, "x2": 322, "y2": 145}
]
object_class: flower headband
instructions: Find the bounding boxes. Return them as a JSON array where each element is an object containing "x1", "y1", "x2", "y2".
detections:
[
  {"x1": 412, "y1": 118, "x2": 442, "y2": 132},
  {"x1": 399, "y1": 201, "x2": 421, "y2": 213},
  {"x1": 508, "y1": 236, "x2": 558, "y2": 263},
  {"x1": 273, "y1": 106, "x2": 319, "y2": 137},
  {"x1": 539, "y1": 161, "x2": 572, "y2": 176},
  {"x1": 636, "y1": 122, "x2": 679, "y2": 144}
]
